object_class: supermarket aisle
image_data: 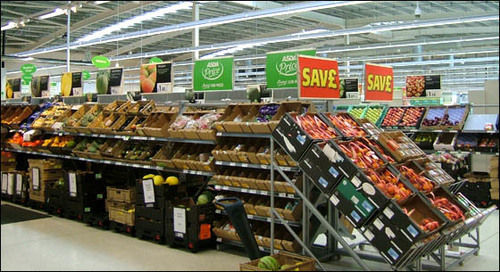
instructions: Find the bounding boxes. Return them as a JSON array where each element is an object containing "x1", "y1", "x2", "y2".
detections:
[{"x1": 1, "y1": 201, "x2": 499, "y2": 271}]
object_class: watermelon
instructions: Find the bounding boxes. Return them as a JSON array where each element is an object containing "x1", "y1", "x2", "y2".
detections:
[
  {"x1": 247, "y1": 86, "x2": 261, "y2": 102},
  {"x1": 258, "y1": 256, "x2": 280, "y2": 271},
  {"x1": 96, "y1": 70, "x2": 110, "y2": 94}
]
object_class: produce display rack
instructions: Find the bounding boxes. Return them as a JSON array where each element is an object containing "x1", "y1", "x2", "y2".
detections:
[
  {"x1": 267, "y1": 110, "x2": 496, "y2": 271},
  {"x1": 215, "y1": 208, "x2": 302, "y2": 227},
  {"x1": 213, "y1": 185, "x2": 298, "y2": 199},
  {"x1": 214, "y1": 160, "x2": 298, "y2": 172}
]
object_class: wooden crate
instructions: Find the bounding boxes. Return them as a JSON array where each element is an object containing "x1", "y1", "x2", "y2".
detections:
[
  {"x1": 108, "y1": 206, "x2": 135, "y2": 226},
  {"x1": 240, "y1": 252, "x2": 315, "y2": 271},
  {"x1": 106, "y1": 187, "x2": 136, "y2": 203},
  {"x1": 74, "y1": 104, "x2": 104, "y2": 134},
  {"x1": 105, "y1": 199, "x2": 135, "y2": 212},
  {"x1": 142, "y1": 112, "x2": 178, "y2": 138}
]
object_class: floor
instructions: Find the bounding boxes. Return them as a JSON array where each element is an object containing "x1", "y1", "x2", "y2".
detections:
[{"x1": 1, "y1": 201, "x2": 499, "y2": 271}]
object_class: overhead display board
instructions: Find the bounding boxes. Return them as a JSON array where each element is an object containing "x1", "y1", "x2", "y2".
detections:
[
  {"x1": 5, "y1": 78, "x2": 21, "y2": 99},
  {"x1": 61, "y1": 72, "x2": 83, "y2": 97},
  {"x1": 140, "y1": 62, "x2": 173, "y2": 93},
  {"x1": 297, "y1": 55, "x2": 340, "y2": 99},
  {"x1": 97, "y1": 68, "x2": 124, "y2": 95},
  {"x1": 405, "y1": 75, "x2": 441, "y2": 97},
  {"x1": 266, "y1": 48, "x2": 316, "y2": 89},
  {"x1": 364, "y1": 63, "x2": 394, "y2": 101},
  {"x1": 340, "y1": 78, "x2": 358, "y2": 98},
  {"x1": 31, "y1": 75, "x2": 50, "y2": 97},
  {"x1": 193, "y1": 57, "x2": 233, "y2": 92}
]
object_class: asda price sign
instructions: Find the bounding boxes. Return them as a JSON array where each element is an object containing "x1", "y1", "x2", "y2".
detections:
[
  {"x1": 266, "y1": 49, "x2": 316, "y2": 89},
  {"x1": 364, "y1": 63, "x2": 394, "y2": 101},
  {"x1": 193, "y1": 57, "x2": 233, "y2": 91},
  {"x1": 297, "y1": 55, "x2": 340, "y2": 99}
]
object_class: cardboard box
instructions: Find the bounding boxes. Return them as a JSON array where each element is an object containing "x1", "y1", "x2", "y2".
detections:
[{"x1": 490, "y1": 188, "x2": 499, "y2": 200}]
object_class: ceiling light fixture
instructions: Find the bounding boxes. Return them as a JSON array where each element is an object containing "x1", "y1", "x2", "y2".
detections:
[
  {"x1": 76, "y1": 2, "x2": 193, "y2": 43},
  {"x1": 1, "y1": 21, "x2": 18, "y2": 31},
  {"x1": 94, "y1": 1, "x2": 110, "y2": 4},
  {"x1": 38, "y1": 8, "x2": 67, "y2": 20}
]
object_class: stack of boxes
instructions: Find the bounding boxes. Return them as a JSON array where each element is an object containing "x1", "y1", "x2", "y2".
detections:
[
  {"x1": 106, "y1": 186, "x2": 136, "y2": 234},
  {"x1": 490, "y1": 156, "x2": 499, "y2": 201},
  {"x1": 27, "y1": 159, "x2": 64, "y2": 209}
]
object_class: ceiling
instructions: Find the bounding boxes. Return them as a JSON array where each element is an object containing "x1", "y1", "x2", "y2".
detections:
[{"x1": 1, "y1": 1, "x2": 499, "y2": 91}]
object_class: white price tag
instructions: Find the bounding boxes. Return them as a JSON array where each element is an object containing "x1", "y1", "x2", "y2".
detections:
[
  {"x1": 72, "y1": 88, "x2": 83, "y2": 96},
  {"x1": 32, "y1": 168, "x2": 40, "y2": 191},
  {"x1": 111, "y1": 86, "x2": 121, "y2": 95},
  {"x1": 7, "y1": 173, "x2": 15, "y2": 195},
  {"x1": 1, "y1": 173, "x2": 7, "y2": 193},
  {"x1": 278, "y1": 193, "x2": 286, "y2": 197},
  {"x1": 241, "y1": 188, "x2": 248, "y2": 193},
  {"x1": 16, "y1": 174, "x2": 23, "y2": 195},
  {"x1": 142, "y1": 178, "x2": 155, "y2": 204},
  {"x1": 249, "y1": 189, "x2": 257, "y2": 194},
  {"x1": 173, "y1": 207, "x2": 186, "y2": 234},
  {"x1": 69, "y1": 172, "x2": 77, "y2": 197}
]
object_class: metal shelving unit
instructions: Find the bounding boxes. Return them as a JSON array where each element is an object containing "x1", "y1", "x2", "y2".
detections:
[
  {"x1": 215, "y1": 209, "x2": 302, "y2": 227},
  {"x1": 216, "y1": 132, "x2": 271, "y2": 138},
  {"x1": 215, "y1": 160, "x2": 298, "y2": 172},
  {"x1": 2, "y1": 147, "x2": 214, "y2": 176}
]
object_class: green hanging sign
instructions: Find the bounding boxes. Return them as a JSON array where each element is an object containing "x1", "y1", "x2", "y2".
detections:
[
  {"x1": 82, "y1": 70, "x2": 91, "y2": 80},
  {"x1": 20, "y1": 63, "x2": 37, "y2": 74},
  {"x1": 91, "y1": 55, "x2": 111, "y2": 68},
  {"x1": 149, "y1": 57, "x2": 163, "y2": 64},
  {"x1": 22, "y1": 74, "x2": 33, "y2": 83},
  {"x1": 265, "y1": 48, "x2": 316, "y2": 89},
  {"x1": 193, "y1": 57, "x2": 233, "y2": 91}
]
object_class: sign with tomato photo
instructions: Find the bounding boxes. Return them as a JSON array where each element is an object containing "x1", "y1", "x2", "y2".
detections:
[
  {"x1": 364, "y1": 63, "x2": 394, "y2": 101},
  {"x1": 140, "y1": 62, "x2": 173, "y2": 93},
  {"x1": 406, "y1": 76, "x2": 425, "y2": 97},
  {"x1": 297, "y1": 55, "x2": 340, "y2": 99}
]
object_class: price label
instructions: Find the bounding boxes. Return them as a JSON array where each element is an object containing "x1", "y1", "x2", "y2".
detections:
[
  {"x1": 278, "y1": 193, "x2": 286, "y2": 197},
  {"x1": 241, "y1": 188, "x2": 248, "y2": 193},
  {"x1": 249, "y1": 189, "x2": 257, "y2": 194},
  {"x1": 173, "y1": 207, "x2": 186, "y2": 234},
  {"x1": 32, "y1": 168, "x2": 40, "y2": 191},
  {"x1": 8, "y1": 173, "x2": 15, "y2": 195},
  {"x1": 142, "y1": 178, "x2": 155, "y2": 204},
  {"x1": 69, "y1": 172, "x2": 77, "y2": 197},
  {"x1": 241, "y1": 163, "x2": 248, "y2": 167},
  {"x1": 229, "y1": 162, "x2": 236, "y2": 167},
  {"x1": 1, "y1": 173, "x2": 7, "y2": 193},
  {"x1": 16, "y1": 174, "x2": 23, "y2": 195}
]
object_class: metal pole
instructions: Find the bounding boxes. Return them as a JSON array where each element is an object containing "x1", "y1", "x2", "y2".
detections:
[
  {"x1": 192, "y1": 2, "x2": 199, "y2": 61},
  {"x1": 270, "y1": 137, "x2": 275, "y2": 253},
  {"x1": 66, "y1": 3, "x2": 71, "y2": 72},
  {"x1": 302, "y1": 175, "x2": 308, "y2": 255},
  {"x1": 272, "y1": 159, "x2": 370, "y2": 271}
]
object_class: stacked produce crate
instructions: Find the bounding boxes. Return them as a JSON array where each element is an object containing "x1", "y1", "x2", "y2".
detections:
[
  {"x1": 106, "y1": 186, "x2": 136, "y2": 235},
  {"x1": 489, "y1": 156, "x2": 499, "y2": 202},
  {"x1": 27, "y1": 159, "x2": 64, "y2": 210},
  {"x1": 63, "y1": 171, "x2": 106, "y2": 221}
]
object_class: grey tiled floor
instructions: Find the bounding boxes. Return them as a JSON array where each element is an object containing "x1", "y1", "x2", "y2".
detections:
[{"x1": 1, "y1": 201, "x2": 498, "y2": 271}]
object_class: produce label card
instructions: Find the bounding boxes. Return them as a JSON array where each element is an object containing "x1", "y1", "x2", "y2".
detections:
[
  {"x1": 71, "y1": 72, "x2": 83, "y2": 96},
  {"x1": 6, "y1": 78, "x2": 21, "y2": 99},
  {"x1": 142, "y1": 178, "x2": 155, "y2": 204},
  {"x1": 69, "y1": 172, "x2": 77, "y2": 197},
  {"x1": 298, "y1": 55, "x2": 340, "y2": 100},
  {"x1": 7, "y1": 173, "x2": 15, "y2": 195},
  {"x1": 31, "y1": 75, "x2": 50, "y2": 98},
  {"x1": 266, "y1": 49, "x2": 316, "y2": 89},
  {"x1": 193, "y1": 57, "x2": 233, "y2": 91},
  {"x1": 364, "y1": 63, "x2": 394, "y2": 101},
  {"x1": 156, "y1": 63, "x2": 172, "y2": 93},
  {"x1": 32, "y1": 168, "x2": 40, "y2": 191},
  {"x1": 16, "y1": 174, "x2": 23, "y2": 195},
  {"x1": 173, "y1": 207, "x2": 186, "y2": 234},
  {"x1": 140, "y1": 62, "x2": 173, "y2": 93},
  {"x1": 1, "y1": 173, "x2": 7, "y2": 193}
]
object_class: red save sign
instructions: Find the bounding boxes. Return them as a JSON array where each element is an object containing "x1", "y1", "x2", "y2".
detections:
[
  {"x1": 364, "y1": 63, "x2": 394, "y2": 101},
  {"x1": 298, "y1": 55, "x2": 340, "y2": 99}
]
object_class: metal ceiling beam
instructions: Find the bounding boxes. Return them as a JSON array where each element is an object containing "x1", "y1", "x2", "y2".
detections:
[
  {"x1": 11, "y1": 1, "x2": 157, "y2": 53},
  {"x1": 5, "y1": 35, "x2": 35, "y2": 43},
  {"x1": 2, "y1": 9, "x2": 27, "y2": 17}
]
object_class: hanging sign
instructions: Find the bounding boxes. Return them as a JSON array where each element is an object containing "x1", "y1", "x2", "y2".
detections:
[
  {"x1": 6, "y1": 78, "x2": 21, "y2": 99},
  {"x1": 20, "y1": 63, "x2": 37, "y2": 74},
  {"x1": 91, "y1": 55, "x2": 111, "y2": 68},
  {"x1": 97, "y1": 68, "x2": 123, "y2": 95},
  {"x1": 297, "y1": 55, "x2": 340, "y2": 99},
  {"x1": 22, "y1": 74, "x2": 33, "y2": 84},
  {"x1": 339, "y1": 78, "x2": 358, "y2": 98},
  {"x1": 266, "y1": 48, "x2": 316, "y2": 89},
  {"x1": 193, "y1": 57, "x2": 233, "y2": 91},
  {"x1": 405, "y1": 75, "x2": 441, "y2": 97},
  {"x1": 140, "y1": 62, "x2": 173, "y2": 93},
  {"x1": 61, "y1": 72, "x2": 83, "y2": 96},
  {"x1": 364, "y1": 63, "x2": 394, "y2": 101},
  {"x1": 31, "y1": 75, "x2": 50, "y2": 97},
  {"x1": 149, "y1": 57, "x2": 163, "y2": 64},
  {"x1": 82, "y1": 70, "x2": 91, "y2": 80}
]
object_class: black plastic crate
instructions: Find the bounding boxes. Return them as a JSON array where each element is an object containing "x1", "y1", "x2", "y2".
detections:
[
  {"x1": 63, "y1": 171, "x2": 105, "y2": 201},
  {"x1": 45, "y1": 186, "x2": 66, "y2": 216},
  {"x1": 63, "y1": 198, "x2": 105, "y2": 221},
  {"x1": 83, "y1": 211, "x2": 110, "y2": 229},
  {"x1": 109, "y1": 221, "x2": 135, "y2": 236},
  {"x1": 458, "y1": 182, "x2": 491, "y2": 208},
  {"x1": 1, "y1": 172, "x2": 16, "y2": 201},
  {"x1": 329, "y1": 177, "x2": 378, "y2": 228},
  {"x1": 165, "y1": 199, "x2": 216, "y2": 252},
  {"x1": 12, "y1": 172, "x2": 30, "y2": 205},
  {"x1": 135, "y1": 217, "x2": 165, "y2": 243},
  {"x1": 272, "y1": 113, "x2": 326, "y2": 162},
  {"x1": 135, "y1": 179, "x2": 178, "y2": 208},
  {"x1": 135, "y1": 205, "x2": 165, "y2": 222}
]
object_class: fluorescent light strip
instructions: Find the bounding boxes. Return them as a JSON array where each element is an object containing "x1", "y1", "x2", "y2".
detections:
[
  {"x1": 77, "y1": 2, "x2": 193, "y2": 43},
  {"x1": 1, "y1": 21, "x2": 18, "y2": 31},
  {"x1": 12, "y1": 1, "x2": 369, "y2": 57},
  {"x1": 38, "y1": 8, "x2": 67, "y2": 20}
]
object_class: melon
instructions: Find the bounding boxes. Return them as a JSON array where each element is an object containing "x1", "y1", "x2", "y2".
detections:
[
  {"x1": 258, "y1": 256, "x2": 280, "y2": 271},
  {"x1": 197, "y1": 194, "x2": 209, "y2": 205},
  {"x1": 153, "y1": 175, "x2": 164, "y2": 186},
  {"x1": 96, "y1": 71, "x2": 110, "y2": 94},
  {"x1": 165, "y1": 176, "x2": 179, "y2": 186}
]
